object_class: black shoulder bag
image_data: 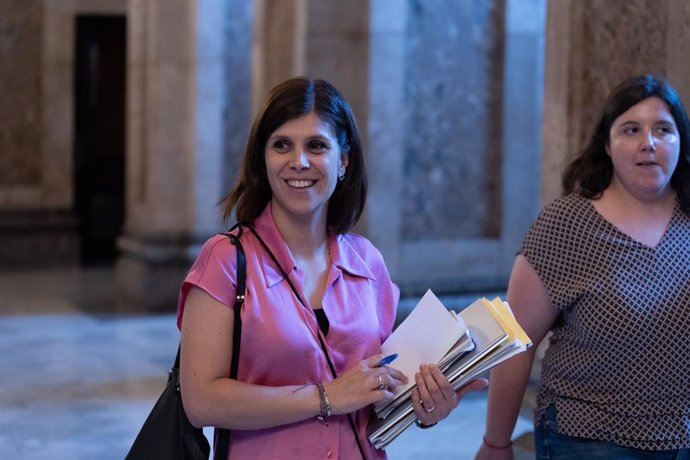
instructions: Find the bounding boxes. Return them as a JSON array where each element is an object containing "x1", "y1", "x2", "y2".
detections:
[{"x1": 125, "y1": 230, "x2": 245, "y2": 460}]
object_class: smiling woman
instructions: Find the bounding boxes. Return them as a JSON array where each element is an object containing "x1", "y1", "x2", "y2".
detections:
[
  {"x1": 264, "y1": 112, "x2": 349, "y2": 232},
  {"x1": 223, "y1": 78, "x2": 367, "y2": 235},
  {"x1": 175, "y1": 77, "x2": 486, "y2": 460}
]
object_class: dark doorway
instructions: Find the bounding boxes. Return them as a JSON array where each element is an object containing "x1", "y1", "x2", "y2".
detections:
[{"x1": 74, "y1": 16, "x2": 126, "y2": 265}]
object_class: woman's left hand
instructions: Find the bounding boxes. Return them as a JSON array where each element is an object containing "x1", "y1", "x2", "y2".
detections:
[{"x1": 411, "y1": 364, "x2": 488, "y2": 427}]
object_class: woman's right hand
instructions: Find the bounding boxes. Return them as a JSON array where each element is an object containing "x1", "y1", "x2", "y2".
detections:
[
  {"x1": 324, "y1": 354, "x2": 408, "y2": 415},
  {"x1": 475, "y1": 441, "x2": 514, "y2": 460}
]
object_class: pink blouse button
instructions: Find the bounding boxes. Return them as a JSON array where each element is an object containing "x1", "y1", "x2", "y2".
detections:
[{"x1": 326, "y1": 450, "x2": 333, "y2": 458}]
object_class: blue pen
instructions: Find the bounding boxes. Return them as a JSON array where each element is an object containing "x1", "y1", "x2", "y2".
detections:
[{"x1": 377, "y1": 353, "x2": 398, "y2": 367}]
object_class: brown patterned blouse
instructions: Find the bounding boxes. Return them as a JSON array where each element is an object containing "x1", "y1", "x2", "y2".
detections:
[{"x1": 521, "y1": 193, "x2": 690, "y2": 450}]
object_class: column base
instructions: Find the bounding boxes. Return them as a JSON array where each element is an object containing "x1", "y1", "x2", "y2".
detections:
[
  {"x1": 0, "y1": 210, "x2": 79, "y2": 269},
  {"x1": 115, "y1": 233, "x2": 200, "y2": 311}
]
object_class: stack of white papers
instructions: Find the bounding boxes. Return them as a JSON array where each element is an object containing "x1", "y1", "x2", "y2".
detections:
[{"x1": 368, "y1": 290, "x2": 531, "y2": 450}]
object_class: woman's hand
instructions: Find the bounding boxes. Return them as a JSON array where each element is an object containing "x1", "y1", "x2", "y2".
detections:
[
  {"x1": 411, "y1": 364, "x2": 488, "y2": 427},
  {"x1": 324, "y1": 354, "x2": 409, "y2": 415}
]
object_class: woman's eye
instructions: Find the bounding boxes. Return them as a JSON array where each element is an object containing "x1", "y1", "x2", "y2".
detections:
[
  {"x1": 656, "y1": 125, "x2": 674, "y2": 135},
  {"x1": 623, "y1": 126, "x2": 639, "y2": 135},
  {"x1": 307, "y1": 140, "x2": 327, "y2": 152},
  {"x1": 272, "y1": 140, "x2": 291, "y2": 152}
]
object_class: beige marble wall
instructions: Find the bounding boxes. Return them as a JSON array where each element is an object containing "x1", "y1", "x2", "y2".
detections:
[
  {"x1": 254, "y1": 0, "x2": 371, "y2": 120},
  {"x1": 0, "y1": 1, "x2": 42, "y2": 191},
  {"x1": 666, "y1": 0, "x2": 690, "y2": 106},
  {"x1": 253, "y1": 0, "x2": 303, "y2": 107},
  {"x1": 8, "y1": 0, "x2": 687, "y2": 305},
  {"x1": 0, "y1": 0, "x2": 127, "y2": 211},
  {"x1": 368, "y1": 0, "x2": 545, "y2": 294},
  {"x1": 0, "y1": 0, "x2": 126, "y2": 268}
]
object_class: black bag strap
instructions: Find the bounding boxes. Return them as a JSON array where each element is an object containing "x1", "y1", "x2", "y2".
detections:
[
  {"x1": 242, "y1": 223, "x2": 368, "y2": 460},
  {"x1": 213, "y1": 225, "x2": 246, "y2": 460}
]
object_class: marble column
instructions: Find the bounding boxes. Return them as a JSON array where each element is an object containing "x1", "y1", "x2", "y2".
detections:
[
  {"x1": 116, "y1": 0, "x2": 251, "y2": 310},
  {"x1": 365, "y1": 0, "x2": 546, "y2": 295}
]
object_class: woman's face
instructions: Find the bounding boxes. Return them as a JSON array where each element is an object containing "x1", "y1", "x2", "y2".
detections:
[
  {"x1": 606, "y1": 96, "x2": 680, "y2": 201},
  {"x1": 264, "y1": 112, "x2": 348, "y2": 226}
]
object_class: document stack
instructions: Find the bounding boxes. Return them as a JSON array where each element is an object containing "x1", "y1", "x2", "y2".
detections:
[{"x1": 368, "y1": 289, "x2": 532, "y2": 450}]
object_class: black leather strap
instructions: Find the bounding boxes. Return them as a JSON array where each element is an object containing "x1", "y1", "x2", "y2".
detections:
[{"x1": 213, "y1": 225, "x2": 246, "y2": 460}]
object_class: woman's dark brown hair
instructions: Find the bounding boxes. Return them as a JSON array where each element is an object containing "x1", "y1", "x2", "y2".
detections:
[
  {"x1": 221, "y1": 78, "x2": 367, "y2": 234},
  {"x1": 562, "y1": 74, "x2": 690, "y2": 213}
]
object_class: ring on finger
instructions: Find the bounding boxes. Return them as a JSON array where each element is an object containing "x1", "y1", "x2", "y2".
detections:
[
  {"x1": 419, "y1": 399, "x2": 435, "y2": 413},
  {"x1": 377, "y1": 376, "x2": 386, "y2": 390}
]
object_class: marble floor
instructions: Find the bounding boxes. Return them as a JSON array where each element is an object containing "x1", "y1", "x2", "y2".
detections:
[{"x1": 0, "y1": 267, "x2": 534, "y2": 460}]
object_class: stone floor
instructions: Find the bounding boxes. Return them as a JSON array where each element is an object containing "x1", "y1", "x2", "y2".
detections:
[{"x1": 0, "y1": 267, "x2": 534, "y2": 460}]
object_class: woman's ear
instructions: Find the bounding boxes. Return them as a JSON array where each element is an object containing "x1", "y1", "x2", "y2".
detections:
[
  {"x1": 337, "y1": 152, "x2": 349, "y2": 181},
  {"x1": 340, "y1": 150, "x2": 350, "y2": 169}
]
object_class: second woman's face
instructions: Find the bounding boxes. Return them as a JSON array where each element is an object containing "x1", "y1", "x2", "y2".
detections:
[
  {"x1": 265, "y1": 112, "x2": 348, "y2": 225},
  {"x1": 607, "y1": 96, "x2": 680, "y2": 201}
]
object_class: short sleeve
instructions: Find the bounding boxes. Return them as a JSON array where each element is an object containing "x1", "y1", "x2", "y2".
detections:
[
  {"x1": 177, "y1": 234, "x2": 239, "y2": 328},
  {"x1": 518, "y1": 194, "x2": 597, "y2": 312}
]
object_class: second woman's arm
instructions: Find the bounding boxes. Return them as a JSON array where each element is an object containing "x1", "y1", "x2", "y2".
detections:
[{"x1": 475, "y1": 255, "x2": 559, "y2": 459}]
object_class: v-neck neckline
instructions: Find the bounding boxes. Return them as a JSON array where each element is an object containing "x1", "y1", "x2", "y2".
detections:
[{"x1": 586, "y1": 196, "x2": 678, "y2": 250}]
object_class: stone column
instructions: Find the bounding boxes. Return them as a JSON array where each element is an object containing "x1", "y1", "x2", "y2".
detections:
[
  {"x1": 362, "y1": 0, "x2": 407, "y2": 274},
  {"x1": 366, "y1": 0, "x2": 546, "y2": 295},
  {"x1": 116, "y1": 0, "x2": 251, "y2": 310},
  {"x1": 666, "y1": 0, "x2": 690, "y2": 107},
  {"x1": 253, "y1": 0, "x2": 304, "y2": 106}
]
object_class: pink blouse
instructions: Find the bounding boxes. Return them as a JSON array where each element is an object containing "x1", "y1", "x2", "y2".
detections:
[{"x1": 177, "y1": 203, "x2": 399, "y2": 459}]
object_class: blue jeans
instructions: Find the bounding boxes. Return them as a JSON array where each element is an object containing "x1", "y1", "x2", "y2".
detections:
[{"x1": 535, "y1": 405, "x2": 690, "y2": 460}]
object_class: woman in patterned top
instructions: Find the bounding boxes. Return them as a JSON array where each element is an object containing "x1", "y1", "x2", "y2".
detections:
[{"x1": 476, "y1": 74, "x2": 690, "y2": 459}]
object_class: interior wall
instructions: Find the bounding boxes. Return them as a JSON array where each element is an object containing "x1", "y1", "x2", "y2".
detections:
[
  {"x1": 8, "y1": 0, "x2": 688, "y2": 307},
  {"x1": 0, "y1": 0, "x2": 42, "y2": 204},
  {"x1": 0, "y1": 0, "x2": 127, "y2": 269}
]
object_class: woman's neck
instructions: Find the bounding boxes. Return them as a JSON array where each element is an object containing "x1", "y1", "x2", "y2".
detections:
[
  {"x1": 593, "y1": 185, "x2": 676, "y2": 247},
  {"x1": 270, "y1": 205, "x2": 331, "y2": 307},
  {"x1": 271, "y1": 206, "x2": 329, "y2": 260},
  {"x1": 599, "y1": 182, "x2": 676, "y2": 217}
]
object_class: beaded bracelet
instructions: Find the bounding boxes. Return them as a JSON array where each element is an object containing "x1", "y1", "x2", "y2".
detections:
[
  {"x1": 316, "y1": 382, "x2": 331, "y2": 423},
  {"x1": 482, "y1": 435, "x2": 513, "y2": 449}
]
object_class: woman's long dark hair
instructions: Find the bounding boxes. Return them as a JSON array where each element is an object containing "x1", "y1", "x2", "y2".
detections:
[
  {"x1": 562, "y1": 74, "x2": 690, "y2": 213},
  {"x1": 221, "y1": 78, "x2": 367, "y2": 234}
]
